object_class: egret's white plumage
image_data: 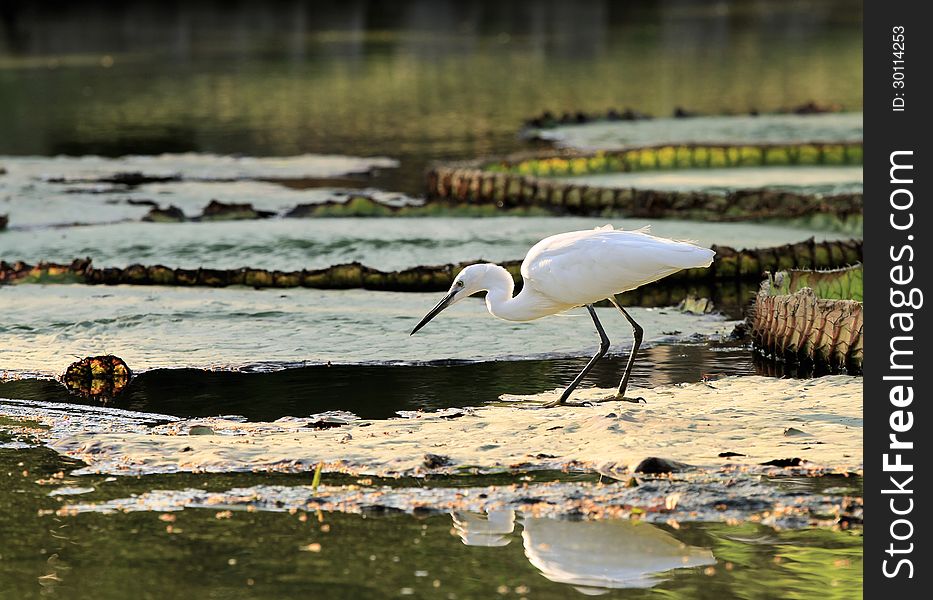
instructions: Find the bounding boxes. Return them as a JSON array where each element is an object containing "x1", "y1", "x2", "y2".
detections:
[
  {"x1": 516, "y1": 224, "x2": 713, "y2": 316},
  {"x1": 411, "y1": 225, "x2": 716, "y2": 406}
]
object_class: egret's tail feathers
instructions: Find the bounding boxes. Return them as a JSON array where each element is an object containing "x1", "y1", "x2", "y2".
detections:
[
  {"x1": 594, "y1": 224, "x2": 652, "y2": 234},
  {"x1": 653, "y1": 242, "x2": 716, "y2": 270},
  {"x1": 682, "y1": 246, "x2": 716, "y2": 269}
]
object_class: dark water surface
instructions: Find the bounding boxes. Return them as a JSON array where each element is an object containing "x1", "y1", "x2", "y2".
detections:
[{"x1": 0, "y1": 344, "x2": 755, "y2": 420}]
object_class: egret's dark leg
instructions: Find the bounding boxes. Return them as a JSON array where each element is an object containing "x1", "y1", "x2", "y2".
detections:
[
  {"x1": 543, "y1": 305, "x2": 609, "y2": 408},
  {"x1": 610, "y1": 296, "x2": 645, "y2": 403}
]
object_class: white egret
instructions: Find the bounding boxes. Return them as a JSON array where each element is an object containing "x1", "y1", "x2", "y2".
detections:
[{"x1": 410, "y1": 225, "x2": 715, "y2": 406}]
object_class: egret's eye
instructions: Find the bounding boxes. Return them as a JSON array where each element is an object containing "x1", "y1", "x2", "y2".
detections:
[{"x1": 455, "y1": 280, "x2": 465, "y2": 288}]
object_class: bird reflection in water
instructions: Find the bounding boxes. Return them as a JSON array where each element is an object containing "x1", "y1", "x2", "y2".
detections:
[{"x1": 451, "y1": 510, "x2": 715, "y2": 594}]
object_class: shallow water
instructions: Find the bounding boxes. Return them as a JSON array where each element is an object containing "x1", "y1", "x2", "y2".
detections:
[
  {"x1": 0, "y1": 345, "x2": 753, "y2": 420},
  {"x1": 532, "y1": 113, "x2": 864, "y2": 151},
  {"x1": 0, "y1": 284, "x2": 738, "y2": 377}
]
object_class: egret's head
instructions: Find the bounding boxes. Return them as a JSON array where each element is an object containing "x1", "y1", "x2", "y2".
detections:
[{"x1": 410, "y1": 264, "x2": 492, "y2": 335}]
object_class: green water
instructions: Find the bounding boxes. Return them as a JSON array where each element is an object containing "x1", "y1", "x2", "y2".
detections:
[
  {"x1": 0, "y1": 448, "x2": 862, "y2": 599},
  {"x1": 0, "y1": 0, "x2": 863, "y2": 193}
]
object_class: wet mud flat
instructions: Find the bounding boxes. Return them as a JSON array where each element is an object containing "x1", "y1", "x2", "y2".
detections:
[{"x1": 1, "y1": 376, "x2": 861, "y2": 526}]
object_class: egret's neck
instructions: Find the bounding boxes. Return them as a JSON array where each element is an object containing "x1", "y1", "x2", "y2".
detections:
[{"x1": 481, "y1": 265, "x2": 568, "y2": 322}]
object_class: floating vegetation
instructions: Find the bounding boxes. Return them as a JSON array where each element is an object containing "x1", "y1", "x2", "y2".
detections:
[
  {"x1": 199, "y1": 200, "x2": 275, "y2": 221},
  {"x1": 284, "y1": 195, "x2": 551, "y2": 218},
  {"x1": 485, "y1": 143, "x2": 860, "y2": 175},
  {"x1": 0, "y1": 288, "x2": 737, "y2": 376},
  {"x1": 427, "y1": 142, "x2": 863, "y2": 219},
  {"x1": 141, "y1": 205, "x2": 186, "y2": 222},
  {"x1": 531, "y1": 113, "x2": 863, "y2": 155},
  {"x1": 0, "y1": 155, "x2": 413, "y2": 229},
  {"x1": 770, "y1": 264, "x2": 863, "y2": 302},
  {"x1": 61, "y1": 355, "x2": 133, "y2": 399},
  {"x1": 749, "y1": 266, "x2": 863, "y2": 372},
  {"x1": 522, "y1": 103, "x2": 846, "y2": 129},
  {"x1": 0, "y1": 239, "x2": 861, "y2": 300}
]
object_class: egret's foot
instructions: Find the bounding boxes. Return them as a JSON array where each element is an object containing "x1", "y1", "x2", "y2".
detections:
[
  {"x1": 616, "y1": 394, "x2": 646, "y2": 404},
  {"x1": 541, "y1": 396, "x2": 596, "y2": 408},
  {"x1": 542, "y1": 393, "x2": 621, "y2": 408},
  {"x1": 541, "y1": 398, "x2": 570, "y2": 408}
]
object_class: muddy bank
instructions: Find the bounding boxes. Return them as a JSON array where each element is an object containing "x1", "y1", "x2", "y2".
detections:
[{"x1": 1, "y1": 376, "x2": 861, "y2": 478}]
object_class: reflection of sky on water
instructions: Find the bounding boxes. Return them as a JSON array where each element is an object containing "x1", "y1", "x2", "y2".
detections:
[{"x1": 453, "y1": 510, "x2": 715, "y2": 594}]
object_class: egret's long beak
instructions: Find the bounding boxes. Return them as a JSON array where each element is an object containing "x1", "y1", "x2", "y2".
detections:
[{"x1": 410, "y1": 289, "x2": 457, "y2": 335}]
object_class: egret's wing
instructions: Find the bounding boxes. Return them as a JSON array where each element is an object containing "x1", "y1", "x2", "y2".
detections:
[{"x1": 521, "y1": 229, "x2": 714, "y2": 305}]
